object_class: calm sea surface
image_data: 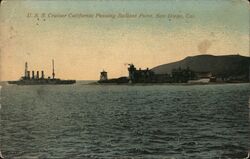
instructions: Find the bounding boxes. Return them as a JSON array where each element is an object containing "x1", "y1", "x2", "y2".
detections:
[{"x1": 0, "y1": 82, "x2": 249, "y2": 159}]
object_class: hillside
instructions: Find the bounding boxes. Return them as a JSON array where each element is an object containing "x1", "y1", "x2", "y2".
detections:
[{"x1": 151, "y1": 54, "x2": 250, "y2": 79}]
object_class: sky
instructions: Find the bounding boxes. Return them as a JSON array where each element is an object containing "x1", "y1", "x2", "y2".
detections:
[{"x1": 0, "y1": 0, "x2": 249, "y2": 81}]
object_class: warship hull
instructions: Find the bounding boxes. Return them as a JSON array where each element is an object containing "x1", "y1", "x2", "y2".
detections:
[{"x1": 8, "y1": 79, "x2": 76, "y2": 85}]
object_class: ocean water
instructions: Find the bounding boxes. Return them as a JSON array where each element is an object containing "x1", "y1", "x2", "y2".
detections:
[{"x1": 0, "y1": 82, "x2": 249, "y2": 159}]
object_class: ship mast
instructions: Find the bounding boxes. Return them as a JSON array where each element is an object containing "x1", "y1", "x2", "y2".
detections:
[
  {"x1": 52, "y1": 59, "x2": 55, "y2": 79},
  {"x1": 24, "y1": 62, "x2": 28, "y2": 78}
]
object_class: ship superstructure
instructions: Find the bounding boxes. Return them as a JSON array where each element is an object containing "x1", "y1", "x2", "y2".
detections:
[{"x1": 8, "y1": 60, "x2": 76, "y2": 85}]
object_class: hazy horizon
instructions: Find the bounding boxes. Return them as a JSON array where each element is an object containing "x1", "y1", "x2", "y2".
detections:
[
  {"x1": 0, "y1": 53, "x2": 249, "y2": 81},
  {"x1": 0, "y1": 0, "x2": 249, "y2": 81}
]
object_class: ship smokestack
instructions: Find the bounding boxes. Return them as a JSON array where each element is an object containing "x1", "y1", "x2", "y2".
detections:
[
  {"x1": 24, "y1": 62, "x2": 28, "y2": 78},
  {"x1": 27, "y1": 71, "x2": 30, "y2": 79},
  {"x1": 41, "y1": 71, "x2": 44, "y2": 79},
  {"x1": 52, "y1": 59, "x2": 55, "y2": 79},
  {"x1": 32, "y1": 71, "x2": 35, "y2": 79},
  {"x1": 37, "y1": 71, "x2": 39, "y2": 79}
]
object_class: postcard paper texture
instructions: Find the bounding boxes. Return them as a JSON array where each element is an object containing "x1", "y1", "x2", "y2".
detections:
[{"x1": 0, "y1": 0, "x2": 250, "y2": 158}]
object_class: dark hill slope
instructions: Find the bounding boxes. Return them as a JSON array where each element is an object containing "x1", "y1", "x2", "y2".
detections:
[{"x1": 151, "y1": 54, "x2": 250, "y2": 78}]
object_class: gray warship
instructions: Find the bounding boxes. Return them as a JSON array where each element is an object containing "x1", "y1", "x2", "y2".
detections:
[{"x1": 8, "y1": 60, "x2": 76, "y2": 85}]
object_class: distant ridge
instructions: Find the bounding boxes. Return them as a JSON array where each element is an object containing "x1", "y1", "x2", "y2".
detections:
[{"x1": 151, "y1": 54, "x2": 250, "y2": 79}]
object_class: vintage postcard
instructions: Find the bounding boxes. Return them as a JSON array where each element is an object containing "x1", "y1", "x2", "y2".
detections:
[{"x1": 0, "y1": 0, "x2": 249, "y2": 158}]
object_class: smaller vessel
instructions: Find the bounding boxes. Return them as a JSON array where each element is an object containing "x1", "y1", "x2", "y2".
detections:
[{"x1": 8, "y1": 60, "x2": 76, "y2": 85}]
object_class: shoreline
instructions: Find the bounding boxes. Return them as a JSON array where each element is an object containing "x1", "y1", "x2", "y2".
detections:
[
  {"x1": 88, "y1": 81, "x2": 250, "y2": 86},
  {"x1": 1, "y1": 81, "x2": 249, "y2": 86}
]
